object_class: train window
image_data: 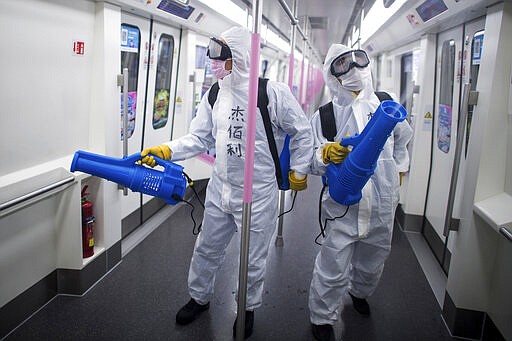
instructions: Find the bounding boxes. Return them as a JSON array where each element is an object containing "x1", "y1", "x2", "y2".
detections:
[
  {"x1": 400, "y1": 53, "x2": 413, "y2": 114},
  {"x1": 375, "y1": 55, "x2": 382, "y2": 89},
  {"x1": 399, "y1": 50, "x2": 420, "y2": 123},
  {"x1": 195, "y1": 45, "x2": 207, "y2": 68},
  {"x1": 437, "y1": 39, "x2": 455, "y2": 153},
  {"x1": 465, "y1": 30, "x2": 484, "y2": 156},
  {"x1": 153, "y1": 34, "x2": 175, "y2": 130},
  {"x1": 386, "y1": 59, "x2": 392, "y2": 78},
  {"x1": 120, "y1": 24, "x2": 141, "y2": 139},
  {"x1": 196, "y1": 45, "x2": 214, "y2": 100},
  {"x1": 193, "y1": 45, "x2": 215, "y2": 157}
]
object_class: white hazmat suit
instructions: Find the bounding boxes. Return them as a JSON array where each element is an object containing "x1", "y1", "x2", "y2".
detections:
[
  {"x1": 308, "y1": 44, "x2": 413, "y2": 325},
  {"x1": 167, "y1": 27, "x2": 313, "y2": 310}
]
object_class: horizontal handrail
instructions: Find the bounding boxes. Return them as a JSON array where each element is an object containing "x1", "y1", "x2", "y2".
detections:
[
  {"x1": 499, "y1": 227, "x2": 512, "y2": 243},
  {"x1": 277, "y1": 0, "x2": 298, "y2": 25},
  {"x1": 0, "y1": 176, "x2": 75, "y2": 212}
]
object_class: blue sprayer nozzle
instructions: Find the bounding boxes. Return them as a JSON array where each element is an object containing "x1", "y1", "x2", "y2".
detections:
[
  {"x1": 278, "y1": 135, "x2": 291, "y2": 190},
  {"x1": 325, "y1": 100, "x2": 407, "y2": 206},
  {"x1": 70, "y1": 151, "x2": 187, "y2": 205}
]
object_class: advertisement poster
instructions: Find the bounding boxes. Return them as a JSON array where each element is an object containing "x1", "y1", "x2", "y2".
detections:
[
  {"x1": 120, "y1": 91, "x2": 137, "y2": 140},
  {"x1": 121, "y1": 25, "x2": 139, "y2": 52},
  {"x1": 153, "y1": 89, "x2": 169, "y2": 129},
  {"x1": 437, "y1": 103, "x2": 452, "y2": 153},
  {"x1": 472, "y1": 33, "x2": 484, "y2": 65}
]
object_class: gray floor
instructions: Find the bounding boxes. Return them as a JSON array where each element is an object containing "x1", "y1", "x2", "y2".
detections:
[
  {"x1": 5, "y1": 176, "x2": 454, "y2": 341},
  {"x1": 405, "y1": 231, "x2": 447, "y2": 307}
]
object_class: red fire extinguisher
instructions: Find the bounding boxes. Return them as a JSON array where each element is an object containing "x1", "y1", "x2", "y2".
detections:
[{"x1": 81, "y1": 185, "x2": 95, "y2": 258}]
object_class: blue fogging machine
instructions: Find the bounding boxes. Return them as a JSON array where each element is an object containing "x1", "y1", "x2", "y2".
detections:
[
  {"x1": 70, "y1": 151, "x2": 187, "y2": 205},
  {"x1": 325, "y1": 100, "x2": 407, "y2": 206}
]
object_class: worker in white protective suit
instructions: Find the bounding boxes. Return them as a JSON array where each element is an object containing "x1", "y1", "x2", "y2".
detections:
[
  {"x1": 308, "y1": 44, "x2": 413, "y2": 341},
  {"x1": 141, "y1": 26, "x2": 313, "y2": 339}
]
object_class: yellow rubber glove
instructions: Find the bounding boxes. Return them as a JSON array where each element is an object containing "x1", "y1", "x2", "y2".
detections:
[
  {"x1": 289, "y1": 171, "x2": 307, "y2": 191},
  {"x1": 140, "y1": 144, "x2": 172, "y2": 167},
  {"x1": 322, "y1": 143, "x2": 350, "y2": 164}
]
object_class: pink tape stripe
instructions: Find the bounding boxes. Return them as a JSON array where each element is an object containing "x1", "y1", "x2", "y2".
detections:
[
  {"x1": 299, "y1": 57, "x2": 305, "y2": 105},
  {"x1": 287, "y1": 54, "x2": 294, "y2": 90},
  {"x1": 196, "y1": 153, "x2": 215, "y2": 165},
  {"x1": 243, "y1": 33, "x2": 261, "y2": 203},
  {"x1": 305, "y1": 62, "x2": 312, "y2": 105}
]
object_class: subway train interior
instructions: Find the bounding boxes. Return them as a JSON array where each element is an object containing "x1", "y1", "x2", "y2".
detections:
[{"x1": 0, "y1": 0, "x2": 511, "y2": 340}]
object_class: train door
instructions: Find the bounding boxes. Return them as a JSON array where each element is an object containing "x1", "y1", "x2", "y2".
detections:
[
  {"x1": 120, "y1": 13, "x2": 181, "y2": 237},
  {"x1": 120, "y1": 13, "x2": 149, "y2": 237},
  {"x1": 141, "y1": 22, "x2": 181, "y2": 221},
  {"x1": 424, "y1": 18, "x2": 485, "y2": 272}
]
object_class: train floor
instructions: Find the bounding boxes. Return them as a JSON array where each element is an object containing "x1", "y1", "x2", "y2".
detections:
[{"x1": 5, "y1": 176, "x2": 454, "y2": 341}]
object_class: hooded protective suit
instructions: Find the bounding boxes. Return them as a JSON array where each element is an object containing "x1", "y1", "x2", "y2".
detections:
[
  {"x1": 308, "y1": 44, "x2": 412, "y2": 325},
  {"x1": 167, "y1": 27, "x2": 313, "y2": 310}
]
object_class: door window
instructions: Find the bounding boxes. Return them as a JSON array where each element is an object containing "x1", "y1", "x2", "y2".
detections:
[
  {"x1": 437, "y1": 39, "x2": 455, "y2": 153},
  {"x1": 120, "y1": 24, "x2": 141, "y2": 139},
  {"x1": 153, "y1": 34, "x2": 174, "y2": 129}
]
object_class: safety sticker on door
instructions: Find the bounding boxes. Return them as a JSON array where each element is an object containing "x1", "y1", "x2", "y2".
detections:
[{"x1": 437, "y1": 104, "x2": 452, "y2": 153}]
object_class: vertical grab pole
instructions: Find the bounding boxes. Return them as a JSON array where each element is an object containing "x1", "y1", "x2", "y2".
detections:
[
  {"x1": 443, "y1": 83, "x2": 470, "y2": 236},
  {"x1": 237, "y1": 0, "x2": 262, "y2": 340},
  {"x1": 299, "y1": 16, "x2": 307, "y2": 110},
  {"x1": 276, "y1": 0, "x2": 298, "y2": 247},
  {"x1": 190, "y1": 73, "x2": 197, "y2": 115},
  {"x1": 286, "y1": 0, "x2": 297, "y2": 90},
  {"x1": 305, "y1": 48, "x2": 312, "y2": 114},
  {"x1": 122, "y1": 67, "x2": 129, "y2": 196}
]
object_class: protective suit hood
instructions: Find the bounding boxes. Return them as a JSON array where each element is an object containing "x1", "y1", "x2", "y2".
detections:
[
  {"x1": 219, "y1": 26, "x2": 251, "y2": 85},
  {"x1": 323, "y1": 44, "x2": 374, "y2": 106}
]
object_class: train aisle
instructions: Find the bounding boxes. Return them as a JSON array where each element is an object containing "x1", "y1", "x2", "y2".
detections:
[{"x1": 5, "y1": 176, "x2": 454, "y2": 341}]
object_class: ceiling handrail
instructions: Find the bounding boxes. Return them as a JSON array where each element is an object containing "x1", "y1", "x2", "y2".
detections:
[{"x1": 276, "y1": 0, "x2": 321, "y2": 62}]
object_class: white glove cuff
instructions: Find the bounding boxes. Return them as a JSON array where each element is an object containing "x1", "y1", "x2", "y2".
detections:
[{"x1": 293, "y1": 171, "x2": 306, "y2": 179}]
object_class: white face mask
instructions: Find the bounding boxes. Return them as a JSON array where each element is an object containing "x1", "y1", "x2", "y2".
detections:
[
  {"x1": 210, "y1": 59, "x2": 231, "y2": 79},
  {"x1": 337, "y1": 67, "x2": 369, "y2": 92}
]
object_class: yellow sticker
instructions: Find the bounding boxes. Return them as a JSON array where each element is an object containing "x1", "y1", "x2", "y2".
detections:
[
  {"x1": 424, "y1": 112, "x2": 432, "y2": 119},
  {"x1": 89, "y1": 238, "x2": 94, "y2": 247},
  {"x1": 176, "y1": 96, "x2": 182, "y2": 103}
]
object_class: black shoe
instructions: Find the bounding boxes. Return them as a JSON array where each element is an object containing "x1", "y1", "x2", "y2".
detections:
[
  {"x1": 176, "y1": 298, "x2": 210, "y2": 325},
  {"x1": 311, "y1": 324, "x2": 335, "y2": 341},
  {"x1": 349, "y1": 293, "x2": 370, "y2": 316},
  {"x1": 232, "y1": 310, "x2": 254, "y2": 339}
]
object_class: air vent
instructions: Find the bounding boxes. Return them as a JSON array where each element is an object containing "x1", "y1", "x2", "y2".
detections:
[
  {"x1": 194, "y1": 12, "x2": 205, "y2": 24},
  {"x1": 309, "y1": 16, "x2": 328, "y2": 30}
]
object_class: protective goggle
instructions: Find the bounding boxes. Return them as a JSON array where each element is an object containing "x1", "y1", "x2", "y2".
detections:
[
  {"x1": 207, "y1": 37, "x2": 232, "y2": 61},
  {"x1": 330, "y1": 49, "x2": 370, "y2": 77}
]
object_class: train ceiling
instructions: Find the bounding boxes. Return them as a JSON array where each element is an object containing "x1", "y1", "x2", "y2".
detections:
[{"x1": 244, "y1": 0, "x2": 378, "y2": 61}]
